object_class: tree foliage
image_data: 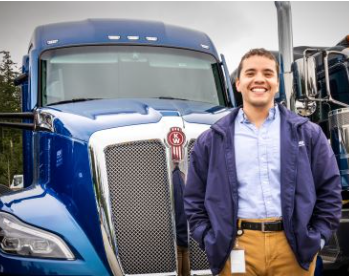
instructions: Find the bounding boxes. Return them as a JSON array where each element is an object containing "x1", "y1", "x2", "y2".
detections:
[{"x1": 0, "y1": 51, "x2": 22, "y2": 186}]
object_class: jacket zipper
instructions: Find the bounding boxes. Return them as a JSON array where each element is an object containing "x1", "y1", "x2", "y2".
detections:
[{"x1": 289, "y1": 123, "x2": 298, "y2": 235}]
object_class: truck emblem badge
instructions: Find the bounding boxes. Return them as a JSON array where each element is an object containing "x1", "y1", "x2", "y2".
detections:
[{"x1": 167, "y1": 127, "x2": 186, "y2": 161}]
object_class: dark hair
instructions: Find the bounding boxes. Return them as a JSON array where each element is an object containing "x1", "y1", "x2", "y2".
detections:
[{"x1": 236, "y1": 48, "x2": 279, "y2": 79}]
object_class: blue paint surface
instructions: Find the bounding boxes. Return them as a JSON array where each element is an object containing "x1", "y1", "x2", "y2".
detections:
[{"x1": 41, "y1": 98, "x2": 229, "y2": 141}]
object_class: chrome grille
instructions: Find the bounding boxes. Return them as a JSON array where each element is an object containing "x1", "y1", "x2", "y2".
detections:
[
  {"x1": 188, "y1": 139, "x2": 196, "y2": 165},
  {"x1": 329, "y1": 108, "x2": 349, "y2": 130},
  {"x1": 105, "y1": 140, "x2": 176, "y2": 275},
  {"x1": 189, "y1": 237, "x2": 211, "y2": 272},
  {"x1": 187, "y1": 139, "x2": 211, "y2": 273}
]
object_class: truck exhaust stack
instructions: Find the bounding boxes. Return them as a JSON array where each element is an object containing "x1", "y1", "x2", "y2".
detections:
[{"x1": 275, "y1": 1, "x2": 294, "y2": 109}]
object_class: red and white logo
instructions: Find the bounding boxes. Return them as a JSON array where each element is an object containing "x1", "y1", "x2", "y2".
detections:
[{"x1": 167, "y1": 127, "x2": 186, "y2": 161}]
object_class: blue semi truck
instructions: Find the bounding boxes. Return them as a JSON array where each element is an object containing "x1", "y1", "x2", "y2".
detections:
[{"x1": 0, "y1": 19, "x2": 234, "y2": 275}]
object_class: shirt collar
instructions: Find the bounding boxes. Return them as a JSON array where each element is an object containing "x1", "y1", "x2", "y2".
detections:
[{"x1": 238, "y1": 105, "x2": 279, "y2": 124}]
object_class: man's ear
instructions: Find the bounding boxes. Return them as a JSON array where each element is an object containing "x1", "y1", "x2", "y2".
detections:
[{"x1": 235, "y1": 78, "x2": 241, "y2": 93}]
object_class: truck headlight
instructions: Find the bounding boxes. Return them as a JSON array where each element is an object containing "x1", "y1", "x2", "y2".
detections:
[{"x1": 0, "y1": 212, "x2": 74, "y2": 260}]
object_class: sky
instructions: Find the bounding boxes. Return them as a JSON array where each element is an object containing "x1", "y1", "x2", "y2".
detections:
[{"x1": 0, "y1": 1, "x2": 348, "y2": 71}]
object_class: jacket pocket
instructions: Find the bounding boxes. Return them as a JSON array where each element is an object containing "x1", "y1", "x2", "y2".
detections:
[
  {"x1": 308, "y1": 227, "x2": 321, "y2": 262},
  {"x1": 203, "y1": 228, "x2": 214, "y2": 251},
  {"x1": 296, "y1": 226, "x2": 321, "y2": 263},
  {"x1": 191, "y1": 222, "x2": 210, "y2": 250}
]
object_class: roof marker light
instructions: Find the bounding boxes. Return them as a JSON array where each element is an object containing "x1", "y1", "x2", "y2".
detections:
[
  {"x1": 108, "y1": 35, "x2": 121, "y2": 40},
  {"x1": 47, "y1": 40, "x2": 59, "y2": 45},
  {"x1": 146, "y1": 37, "x2": 158, "y2": 42},
  {"x1": 127, "y1": 36, "x2": 139, "y2": 41},
  {"x1": 201, "y1": 44, "x2": 209, "y2": 50}
]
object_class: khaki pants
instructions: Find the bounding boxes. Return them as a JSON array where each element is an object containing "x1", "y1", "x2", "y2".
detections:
[
  {"x1": 177, "y1": 245, "x2": 190, "y2": 276},
  {"x1": 219, "y1": 218, "x2": 317, "y2": 276}
]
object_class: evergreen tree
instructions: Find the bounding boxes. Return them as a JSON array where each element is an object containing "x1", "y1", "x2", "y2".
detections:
[
  {"x1": 0, "y1": 51, "x2": 20, "y2": 112},
  {"x1": 0, "y1": 51, "x2": 23, "y2": 186}
]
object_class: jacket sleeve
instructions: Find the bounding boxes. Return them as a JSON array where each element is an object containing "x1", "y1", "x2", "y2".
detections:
[
  {"x1": 311, "y1": 125, "x2": 342, "y2": 243},
  {"x1": 184, "y1": 131, "x2": 211, "y2": 250}
]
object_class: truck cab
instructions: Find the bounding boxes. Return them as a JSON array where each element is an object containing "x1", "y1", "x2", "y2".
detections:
[
  {"x1": 292, "y1": 38, "x2": 349, "y2": 270},
  {"x1": 0, "y1": 19, "x2": 234, "y2": 275}
]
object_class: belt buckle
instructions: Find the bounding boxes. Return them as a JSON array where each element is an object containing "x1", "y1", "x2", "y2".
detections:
[{"x1": 261, "y1": 222, "x2": 272, "y2": 233}]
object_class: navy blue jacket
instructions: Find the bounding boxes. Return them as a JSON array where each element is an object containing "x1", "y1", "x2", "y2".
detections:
[
  {"x1": 184, "y1": 104, "x2": 342, "y2": 275},
  {"x1": 173, "y1": 166, "x2": 189, "y2": 247}
]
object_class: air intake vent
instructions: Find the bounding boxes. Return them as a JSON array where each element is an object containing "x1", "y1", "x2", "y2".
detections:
[
  {"x1": 105, "y1": 140, "x2": 176, "y2": 275},
  {"x1": 187, "y1": 139, "x2": 211, "y2": 274}
]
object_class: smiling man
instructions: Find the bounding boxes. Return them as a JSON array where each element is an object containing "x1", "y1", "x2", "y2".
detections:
[{"x1": 184, "y1": 48, "x2": 342, "y2": 275}]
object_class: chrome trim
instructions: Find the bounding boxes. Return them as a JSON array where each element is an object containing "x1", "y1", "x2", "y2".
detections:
[
  {"x1": 89, "y1": 117, "x2": 211, "y2": 275},
  {"x1": 35, "y1": 110, "x2": 55, "y2": 132},
  {"x1": 302, "y1": 49, "x2": 349, "y2": 108},
  {"x1": 303, "y1": 49, "x2": 319, "y2": 98},
  {"x1": 190, "y1": 269, "x2": 212, "y2": 276},
  {"x1": 324, "y1": 51, "x2": 349, "y2": 107},
  {"x1": 275, "y1": 1, "x2": 294, "y2": 109},
  {"x1": 89, "y1": 142, "x2": 123, "y2": 275},
  {"x1": 179, "y1": 121, "x2": 211, "y2": 181},
  {"x1": 329, "y1": 108, "x2": 349, "y2": 118}
]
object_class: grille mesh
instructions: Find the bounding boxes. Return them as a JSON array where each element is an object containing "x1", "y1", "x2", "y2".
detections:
[
  {"x1": 187, "y1": 139, "x2": 211, "y2": 272},
  {"x1": 105, "y1": 140, "x2": 176, "y2": 275},
  {"x1": 188, "y1": 139, "x2": 196, "y2": 165},
  {"x1": 329, "y1": 109, "x2": 349, "y2": 130}
]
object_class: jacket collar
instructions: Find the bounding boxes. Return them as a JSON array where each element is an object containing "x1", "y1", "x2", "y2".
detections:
[{"x1": 211, "y1": 103, "x2": 309, "y2": 136}]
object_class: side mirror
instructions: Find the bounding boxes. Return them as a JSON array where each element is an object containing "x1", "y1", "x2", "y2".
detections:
[
  {"x1": 293, "y1": 59, "x2": 305, "y2": 99},
  {"x1": 292, "y1": 58, "x2": 317, "y2": 116},
  {"x1": 305, "y1": 56, "x2": 318, "y2": 97},
  {"x1": 13, "y1": 73, "x2": 28, "y2": 86},
  {"x1": 302, "y1": 49, "x2": 320, "y2": 98},
  {"x1": 323, "y1": 50, "x2": 349, "y2": 106}
]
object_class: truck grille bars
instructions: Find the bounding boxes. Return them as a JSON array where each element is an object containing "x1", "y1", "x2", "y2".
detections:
[
  {"x1": 89, "y1": 121, "x2": 212, "y2": 275},
  {"x1": 104, "y1": 141, "x2": 176, "y2": 274},
  {"x1": 187, "y1": 139, "x2": 211, "y2": 274}
]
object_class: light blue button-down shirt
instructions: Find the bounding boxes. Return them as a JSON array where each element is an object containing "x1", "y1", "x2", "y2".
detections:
[{"x1": 234, "y1": 106, "x2": 282, "y2": 219}]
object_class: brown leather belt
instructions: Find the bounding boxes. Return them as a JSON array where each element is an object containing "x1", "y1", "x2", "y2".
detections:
[{"x1": 241, "y1": 220, "x2": 283, "y2": 232}]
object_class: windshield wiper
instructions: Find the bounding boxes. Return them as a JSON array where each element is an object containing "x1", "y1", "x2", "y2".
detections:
[
  {"x1": 157, "y1": 96, "x2": 189, "y2": 101},
  {"x1": 47, "y1": 98, "x2": 102, "y2": 106}
]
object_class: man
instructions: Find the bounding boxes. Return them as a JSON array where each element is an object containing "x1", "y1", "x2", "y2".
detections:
[{"x1": 184, "y1": 48, "x2": 342, "y2": 276}]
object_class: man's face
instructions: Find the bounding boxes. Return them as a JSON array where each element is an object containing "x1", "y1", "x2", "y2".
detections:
[{"x1": 236, "y1": 55, "x2": 279, "y2": 109}]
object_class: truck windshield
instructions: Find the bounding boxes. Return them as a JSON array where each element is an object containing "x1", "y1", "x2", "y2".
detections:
[{"x1": 40, "y1": 46, "x2": 226, "y2": 106}]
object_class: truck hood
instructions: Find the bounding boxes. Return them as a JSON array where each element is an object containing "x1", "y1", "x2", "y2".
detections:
[{"x1": 39, "y1": 98, "x2": 230, "y2": 142}]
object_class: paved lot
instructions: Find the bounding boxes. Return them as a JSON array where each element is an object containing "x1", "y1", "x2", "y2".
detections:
[{"x1": 323, "y1": 266, "x2": 349, "y2": 276}]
